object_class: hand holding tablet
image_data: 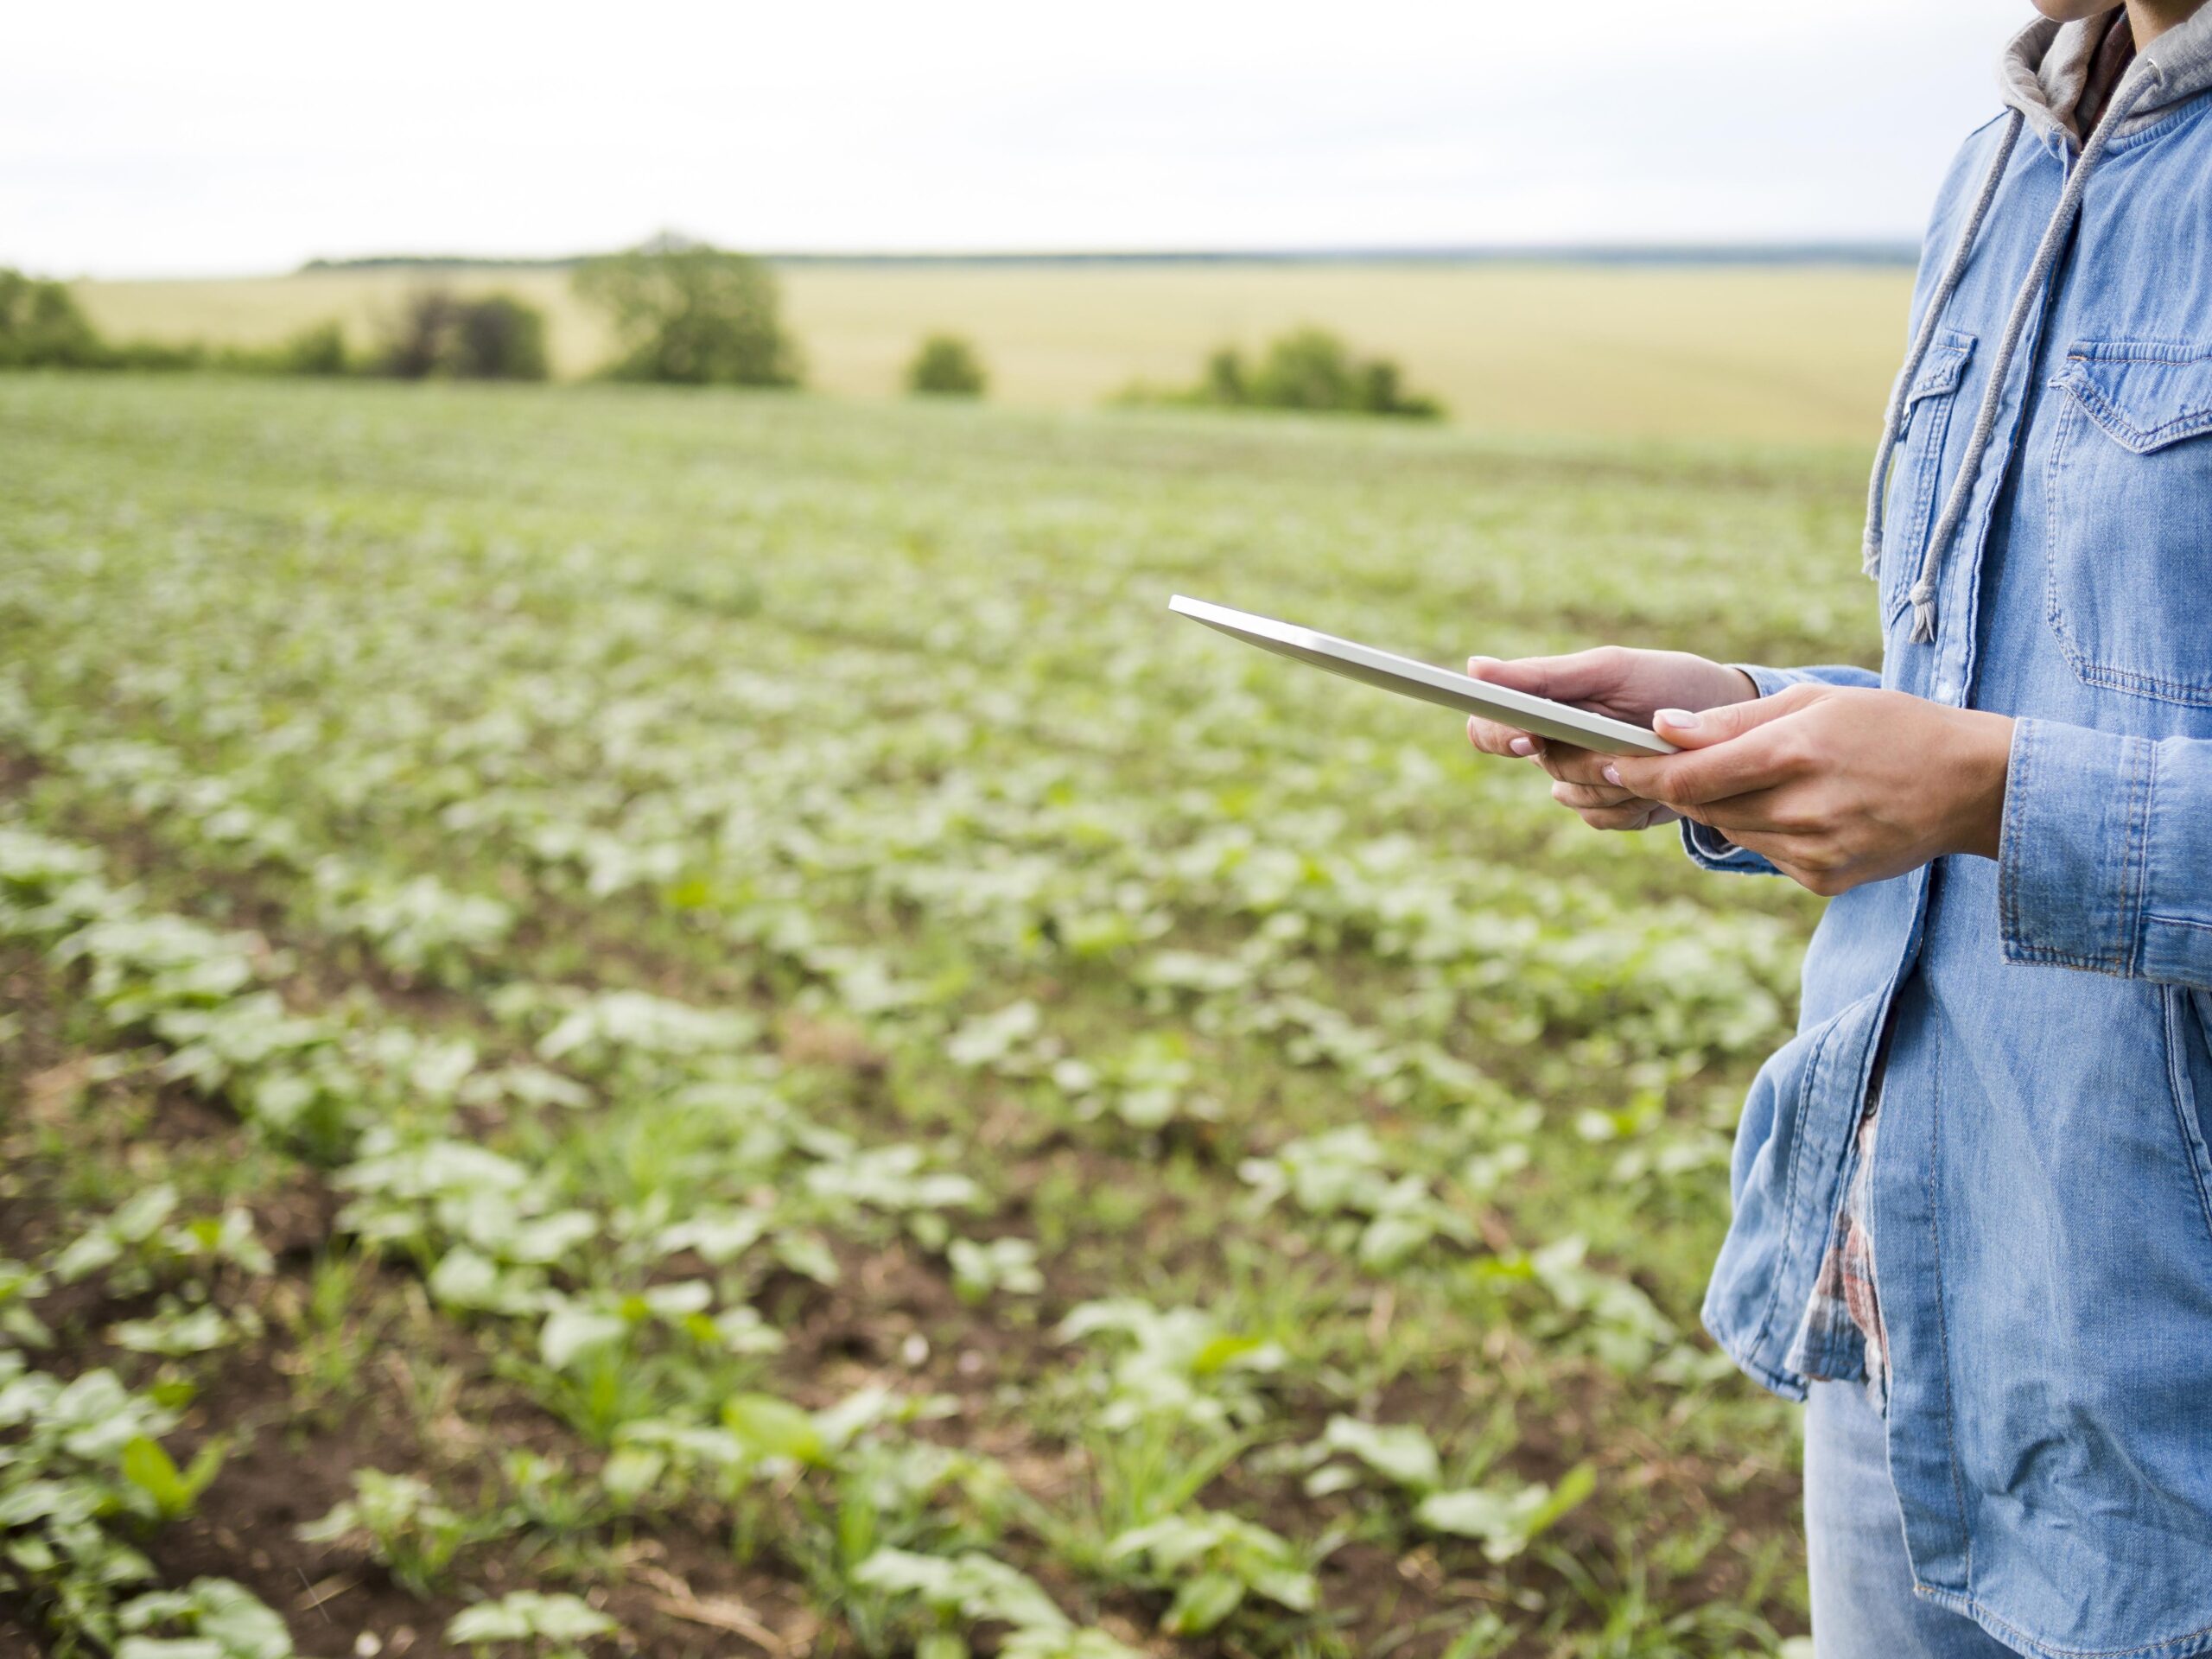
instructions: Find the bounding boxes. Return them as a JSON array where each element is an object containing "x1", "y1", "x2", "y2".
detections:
[{"x1": 1167, "y1": 594, "x2": 1679, "y2": 755}]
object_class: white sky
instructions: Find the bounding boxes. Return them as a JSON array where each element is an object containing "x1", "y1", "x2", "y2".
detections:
[{"x1": 8, "y1": 0, "x2": 2034, "y2": 279}]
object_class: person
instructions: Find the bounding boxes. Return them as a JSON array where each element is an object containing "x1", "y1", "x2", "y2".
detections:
[{"x1": 1465, "y1": 3, "x2": 2212, "y2": 1655}]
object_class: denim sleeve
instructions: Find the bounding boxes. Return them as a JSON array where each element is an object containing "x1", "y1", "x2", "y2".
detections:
[
  {"x1": 1680, "y1": 664, "x2": 1883, "y2": 877},
  {"x1": 1999, "y1": 717, "x2": 2212, "y2": 988}
]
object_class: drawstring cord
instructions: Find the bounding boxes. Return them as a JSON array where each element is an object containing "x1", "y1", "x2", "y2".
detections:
[
  {"x1": 1900, "y1": 59, "x2": 2165, "y2": 645},
  {"x1": 1861, "y1": 110, "x2": 2024, "y2": 579}
]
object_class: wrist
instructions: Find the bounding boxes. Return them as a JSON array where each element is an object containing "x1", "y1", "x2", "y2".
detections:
[
  {"x1": 1948, "y1": 709, "x2": 2014, "y2": 860},
  {"x1": 1686, "y1": 660, "x2": 1757, "y2": 710}
]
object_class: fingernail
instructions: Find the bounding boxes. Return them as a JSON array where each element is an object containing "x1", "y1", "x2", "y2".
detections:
[
  {"x1": 1468, "y1": 655, "x2": 1497, "y2": 673},
  {"x1": 1509, "y1": 737, "x2": 1536, "y2": 757},
  {"x1": 1602, "y1": 764, "x2": 1622, "y2": 786},
  {"x1": 1656, "y1": 708, "x2": 1700, "y2": 731}
]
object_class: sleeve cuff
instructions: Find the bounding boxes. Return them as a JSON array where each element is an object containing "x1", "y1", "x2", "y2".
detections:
[
  {"x1": 1998, "y1": 716, "x2": 2152, "y2": 975},
  {"x1": 1680, "y1": 816, "x2": 1778, "y2": 875},
  {"x1": 1738, "y1": 663, "x2": 1882, "y2": 698},
  {"x1": 1737, "y1": 664, "x2": 1807, "y2": 701}
]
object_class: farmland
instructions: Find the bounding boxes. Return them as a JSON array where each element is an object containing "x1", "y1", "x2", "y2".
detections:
[
  {"x1": 70, "y1": 261, "x2": 1913, "y2": 443},
  {"x1": 0, "y1": 371, "x2": 1878, "y2": 1657}
]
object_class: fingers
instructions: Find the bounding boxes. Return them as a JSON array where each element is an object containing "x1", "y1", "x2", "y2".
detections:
[
  {"x1": 1548, "y1": 778, "x2": 1637, "y2": 811},
  {"x1": 1612, "y1": 689, "x2": 1823, "y2": 809},
  {"x1": 1615, "y1": 725, "x2": 1804, "y2": 809},
  {"x1": 1573, "y1": 799, "x2": 1681, "y2": 833},
  {"x1": 1465, "y1": 714, "x2": 1544, "y2": 759},
  {"x1": 1548, "y1": 777, "x2": 1681, "y2": 836},
  {"x1": 1465, "y1": 720, "x2": 1637, "y2": 792},
  {"x1": 1648, "y1": 686, "x2": 1808, "y2": 750},
  {"x1": 1535, "y1": 746, "x2": 1617, "y2": 788},
  {"x1": 1464, "y1": 719, "x2": 1673, "y2": 833}
]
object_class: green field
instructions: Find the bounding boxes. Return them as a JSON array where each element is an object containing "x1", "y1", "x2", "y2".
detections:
[
  {"x1": 72, "y1": 262, "x2": 1912, "y2": 444},
  {"x1": 0, "y1": 372, "x2": 1880, "y2": 1657}
]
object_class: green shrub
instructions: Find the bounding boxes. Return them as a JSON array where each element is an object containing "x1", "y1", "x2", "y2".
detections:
[
  {"x1": 1244, "y1": 327, "x2": 1358, "y2": 411},
  {"x1": 450, "y1": 296, "x2": 546, "y2": 380},
  {"x1": 906, "y1": 334, "x2": 987, "y2": 398},
  {"x1": 1201, "y1": 347, "x2": 1246, "y2": 406},
  {"x1": 278, "y1": 320, "x2": 352, "y2": 377},
  {"x1": 378, "y1": 289, "x2": 547, "y2": 381},
  {"x1": 0, "y1": 271, "x2": 364, "y2": 379},
  {"x1": 214, "y1": 321, "x2": 350, "y2": 377},
  {"x1": 573, "y1": 238, "x2": 799, "y2": 387},
  {"x1": 0, "y1": 270, "x2": 109, "y2": 368},
  {"x1": 1134, "y1": 326, "x2": 1441, "y2": 420},
  {"x1": 105, "y1": 339, "x2": 207, "y2": 372}
]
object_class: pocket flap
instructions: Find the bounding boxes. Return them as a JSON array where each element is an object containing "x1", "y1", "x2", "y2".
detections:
[
  {"x1": 2052, "y1": 341, "x2": 2212, "y2": 454},
  {"x1": 1906, "y1": 328, "x2": 1974, "y2": 406}
]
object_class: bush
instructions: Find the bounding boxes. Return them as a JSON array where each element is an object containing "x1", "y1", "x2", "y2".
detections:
[
  {"x1": 378, "y1": 289, "x2": 547, "y2": 381},
  {"x1": 1202, "y1": 347, "x2": 1246, "y2": 405},
  {"x1": 0, "y1": 270, "x2": 109, "y2": 369},
  {"x1": 906, "y1": 333, "x2": 987, "y2": 397},
  {"x1": 0, "y1": 270, "x2": 359, "y2": 379},
  {"x1": 382, "y1": 291, "x2": 457, "y2": 379},
  {"x1": 106, "y1": 340, "x2": 207, "y2": 372},
  {"x1": 230, "y1": 322, "x2": 351, "y2": 376},
  {"x1": 278, "y1": 320, "x2": 352, "y2": 377},
  {"x1": 1132, "y1": 326, "x2": 1442, "y2": 420},
  {"x1": 450, "y1": 296, "x2": 546, "y2": 380},
  {"x1": 1244, "y1": 327, "x2": 1360, "y2": 411},
  {"x1": 573, "y1": 237, "x2": 799, "y2": 387}
]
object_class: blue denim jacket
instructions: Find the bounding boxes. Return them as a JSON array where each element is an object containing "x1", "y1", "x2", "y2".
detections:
[{"x1": 1690, "y1": 41, "x2": 2212, "y2": 1659}]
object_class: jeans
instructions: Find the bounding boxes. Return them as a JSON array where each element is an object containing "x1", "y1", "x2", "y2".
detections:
[{"x1": 1804, "y1": 1382, "x2": 2018, "y2": 1658}]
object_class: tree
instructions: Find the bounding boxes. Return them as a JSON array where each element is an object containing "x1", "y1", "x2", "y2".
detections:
[
  {"x1": 1248, "y1": 327, "x2": 1361, "y2": 411},
  {"x1": 277, "y1": 320, "x2": 351, "y2": 377},
  {"x1": 1202, "y1": 347, "x2": 1247, "y2": 405},
  {"x1": 1171, "y1": 327, "x2": 1441, "y2": 420},
  {"x1": 0, "y1": 270, "x2": 109, "y2": 369},
  {"x1": 378, "y1": 289, "x2": 547, "y2": 380},
  {"x1": 573, "y1": 237, "x2": 799, "y2": 387},
  {"x1": 906, "y1": 333, "x2": 987, "y2": 397},
  {"x1": 450, "y1": 296, "x2": 546, "y2": 380}
]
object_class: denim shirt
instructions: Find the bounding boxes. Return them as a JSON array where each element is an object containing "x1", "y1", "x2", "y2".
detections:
[{"x1": 1688, "y1": 88, "x2": 2212, "y2": 1659}]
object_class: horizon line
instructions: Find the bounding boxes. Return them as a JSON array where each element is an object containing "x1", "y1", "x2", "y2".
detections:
[
  {"x1": 299, "y1": 239, "x2": 1922, "y2": 274},
  {"x1": 39, "y1": 239, "x2": 1924, "y2": 283}
]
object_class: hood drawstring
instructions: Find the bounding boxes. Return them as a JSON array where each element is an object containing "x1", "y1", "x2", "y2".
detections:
[
  {"x1": 1860, "y1": 58, "x2": 2166, "y2": 645},
  {"x1": 1862, "y1": 110, "x2": 2024, "y2": 580}
]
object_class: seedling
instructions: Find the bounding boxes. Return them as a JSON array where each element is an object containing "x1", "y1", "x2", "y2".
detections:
[
  {"x1": 447, "y1": 1591, "x2": 615, "y2": 1659},
  {"x1": 1105, "y1": 1510, "x2": 1319, "y2": 1635}
]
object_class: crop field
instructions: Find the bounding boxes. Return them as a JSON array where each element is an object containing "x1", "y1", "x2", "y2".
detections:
[
  {"x1": 70, "y1": 262, "x2": 1913, "y2": 443},
  {"x1": 0, "y1": 372, "x2": 1879, "y2": 1658}
]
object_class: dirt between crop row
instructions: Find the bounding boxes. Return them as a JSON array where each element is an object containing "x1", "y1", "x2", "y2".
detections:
[{"x1": 0, "y1": 789, "x2": 1808, "y2": 1656}]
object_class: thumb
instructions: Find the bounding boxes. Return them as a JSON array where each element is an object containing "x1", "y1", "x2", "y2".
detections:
[
  {"x1": 1466, "y1": 647, "x2": 1624, "y2": 704},
  {"x1": 1650, "y1": 692, "x2": 1797, "y2": 749}
]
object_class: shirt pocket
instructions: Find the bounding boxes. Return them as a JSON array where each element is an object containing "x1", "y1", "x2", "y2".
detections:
[
  {"x1": 2044, "y1": 340, "x2": 2212, "y2": 706},
  {"x1": 1878, "y1": 329, "x2": 1975, "y2": 626}
]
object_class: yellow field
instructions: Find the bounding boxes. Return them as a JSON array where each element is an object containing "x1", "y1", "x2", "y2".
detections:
[{"x1": 73, "y1": 260, "x2": 1913, "y2": 444}]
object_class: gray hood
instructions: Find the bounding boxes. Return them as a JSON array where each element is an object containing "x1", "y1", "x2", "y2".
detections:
[{"x1": 1999, "y1": 8, "x2": 2212, "y2": 143}]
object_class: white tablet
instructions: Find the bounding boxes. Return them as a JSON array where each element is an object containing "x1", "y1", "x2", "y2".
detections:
[{"x1": 1168, "y1": 595, "x2": 1675, "y2": 756}]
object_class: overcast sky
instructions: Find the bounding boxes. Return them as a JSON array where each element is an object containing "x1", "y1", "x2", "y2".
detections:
[{"x1": 9, "y1": 0, "x2": 2037, "y2": 279}]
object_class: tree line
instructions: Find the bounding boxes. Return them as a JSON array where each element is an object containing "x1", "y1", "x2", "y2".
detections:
[{"x1": 3, "y1": 239, "x2": 1440, "y2": 417}]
